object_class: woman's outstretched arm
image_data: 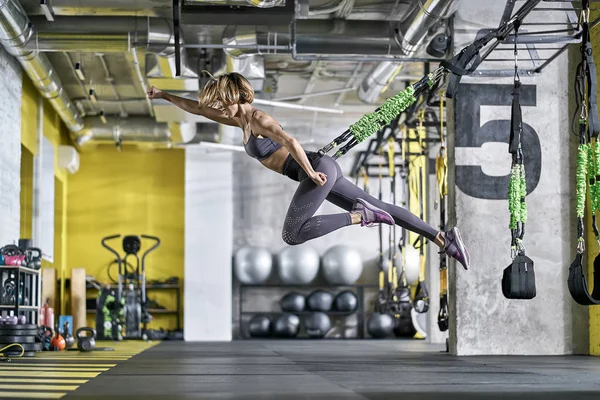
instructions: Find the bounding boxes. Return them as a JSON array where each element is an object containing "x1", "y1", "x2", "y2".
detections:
[{"x1": 146, "y1": 86, "x2": 238, "y2": 127}]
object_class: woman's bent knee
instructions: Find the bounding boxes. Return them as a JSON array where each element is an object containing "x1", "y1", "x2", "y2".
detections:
[{"x1": 282, "y1": 229, "x2": 305, "y2": 245}]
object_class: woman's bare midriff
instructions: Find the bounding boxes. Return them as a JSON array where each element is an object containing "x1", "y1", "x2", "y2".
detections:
[{"x1": 260, "y1": 146, "x2": 291, "y2": 174}]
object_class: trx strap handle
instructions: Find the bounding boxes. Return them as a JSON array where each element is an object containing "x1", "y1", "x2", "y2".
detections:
[
  {"x1": 568, "y1": 253, "x2": 600, "y2": 305},
  {"x1": 502, "y1": 26, "x2": 536, "y2": 300}
]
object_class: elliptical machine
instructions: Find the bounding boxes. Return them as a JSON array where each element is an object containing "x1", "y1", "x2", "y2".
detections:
[{"x1": 97, "y1": 234, "x2": 161, "y2": 340}]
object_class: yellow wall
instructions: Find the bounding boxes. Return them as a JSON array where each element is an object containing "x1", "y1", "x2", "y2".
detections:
[
  {"x1": 20, "y1": 74, "x2": 71, "y2": 313},
  {"x1": 20, "y1": 146, "x2": 34, "y2": 238},
  {"x1": 21, "y1": 76, "x2": 38, "y2": 156},
  {"x1": 67, "y1": 146, "x2": 185, "y2": 330},
  {"x1": 590, "y1": 11, "x2": 600, "y2": 355}
]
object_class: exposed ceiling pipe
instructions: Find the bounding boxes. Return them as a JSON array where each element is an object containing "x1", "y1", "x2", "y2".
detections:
[
  {"x1": 357, "y1": 0, "x2": 459, "y2": 103},
  {"x1": 0, "y1": 0, "x2": 83, "y2": 132},
  {"x1": 394, "y1": 0, "x2": 459, "y2": 56},
  {"x1": 221, "y1": 20, "x2": 410, "y2": 59},
  {"x1": 73, "y1": 117, "x2": 171, "y2": 148},
  {"x1": 20, "y1": 0, "x2": 172, "y2": 18},
  {"x1": 357, "y1": 62, "x2": 405, "y2": 104},
  {"x1": 184, "y1": 0, "x2": 284, "y2": 7}
]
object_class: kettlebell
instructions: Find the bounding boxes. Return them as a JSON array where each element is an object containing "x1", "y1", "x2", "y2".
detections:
[
  {"x1": 63, "y1": 322, "x2": 75, "y2": 348},
  {"x1": 50, "y1": 327, "x2": 66, "y2": 351},
  {"x1": 41, "y1": 326, "x2": 53, "y2": 351},
  {"x1": 77, "y1": 327, "x2": 96, "y2": 352},
  {"x1": 25, "y1": 248, "x2": 42, "y2": 270}
]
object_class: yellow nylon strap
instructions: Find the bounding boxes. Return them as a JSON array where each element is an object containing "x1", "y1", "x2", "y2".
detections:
[
  {"x1": 387, "y1": 136, "x2": 395, "y2": 177},
  {"x1": 436, "y1": 91, "x2": 448, "y2": 199},
  {"x1": 401, "y1": 125, "x2": 407, "y2": 161},
  {"x1": 440, "y1": 267, "x2": 448, "y2": 296},
  {"x1": 419, "y1": 253, "x2": 427, "y2": 282}
]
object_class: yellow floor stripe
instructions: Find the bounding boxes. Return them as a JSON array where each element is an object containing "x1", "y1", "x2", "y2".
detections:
[
  {"x1": 0, "y1": 393, "x2": 66, "y2": 399},
  {"x1": 0, "y1": 340, "x2": 159, "y2": 400},
  {"x1": 0, "y1": 371, "x2": 99, "y2": 378},
  {"x1": 0, "y1": 367, "x2": 109, "y2": 372},
  {"x1": 0, "y1": 384, "x2": 78, "y2": 391},
  {"x1": 33, "y1": 357, "x2": 130, "y2": 361},
  {"x1": 7, "y1": 364, "x2": 116, "y2": 367},
  {"x1": 0, "y1": 378, "x2": 88, "y2": 384}
]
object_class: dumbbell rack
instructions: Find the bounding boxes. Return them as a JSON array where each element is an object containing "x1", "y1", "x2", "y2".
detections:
[{"x1": 0, "y1": 265, "x2": 42, "y2": 325}]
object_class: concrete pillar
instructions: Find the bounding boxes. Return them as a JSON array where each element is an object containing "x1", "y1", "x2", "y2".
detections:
[
  {"x1": 447, "y1": 0, "x2": 588, "y2": 355},
  {"x1": 184, "y1": 149, "x2": 233, "y2": 341}
]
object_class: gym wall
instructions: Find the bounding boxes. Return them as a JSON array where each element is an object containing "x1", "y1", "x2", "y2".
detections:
[
  {"x1": 0, "y1": 46, "x2": 22, "y2": 245},
  {"x1": 448, "y1": 0, "x2": 588, "y2": 355},
  {"x1": 589, "y1": 9, "x2": 600, "y2": 357},
  {"x1": 20, "y1": 73, "x2": 71, "y2": 288},
  {"x1": 66, "y1": 146, "x2": 185, "y2": 331}
]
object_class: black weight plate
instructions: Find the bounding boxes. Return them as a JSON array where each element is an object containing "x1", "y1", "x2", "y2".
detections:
[
  {"x1": 2, "y1": 351, "x2": 36, "y2": 357},
  {"x1": 0, "y1": 329, "x2": 38, "y2": 336},
  {"x1": 0, "y1": 335, "x2": 36, "y2": 343},
  {"x1": 0, "y1": 342, "x2": 42, "y2": 351},
  {"x1": 0, "y1": 324, "x2": 37, "y2": 331}
]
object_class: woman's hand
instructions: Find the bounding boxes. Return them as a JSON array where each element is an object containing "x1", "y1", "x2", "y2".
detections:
[
  {"x1": 310, "y1": 171, "x2": 327, "y2": 186},
  {"x1": 146, "y1": 86, "x2": 164, "y2": 99}
]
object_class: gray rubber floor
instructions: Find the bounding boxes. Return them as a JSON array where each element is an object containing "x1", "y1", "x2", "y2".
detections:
[{"x1": 65, "y1": 340, "x2": 600, "y2": 399}]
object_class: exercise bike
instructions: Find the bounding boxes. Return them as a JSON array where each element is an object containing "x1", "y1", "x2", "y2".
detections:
[{"x1": 97, "y1": 234, "x2": 160, "y2": 340}]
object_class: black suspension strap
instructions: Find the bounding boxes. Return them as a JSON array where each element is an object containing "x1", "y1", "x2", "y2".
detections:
[
  {"x1": 413, "y1": 112, "x2": 430, "y2": 314},
  {"x1": 436, "y1": 92, "x2": 449, "y2": 332},
  {"x1": 502, "y1": 22, "x2": 536, "y2": 300},
  {"x1": 568, "y1": 0, "x2": 600, "y2": 306}
]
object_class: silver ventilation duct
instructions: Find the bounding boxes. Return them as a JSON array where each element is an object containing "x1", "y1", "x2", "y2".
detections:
[
  {"x1": 221, "y1": 20, "x2": 408, "y2": 59},
  {"x1": 394, "y1": 0, "x2": 459, "y2": 56},
  {"x1": 0, "y1": 0, "x2": 83, "y2": 132},
  {"x1": 357, "y1": 0, "x2": 459, "y2": 103},
  {"x1": 19, "y1": 0, "x2": 172, "y2": 18},
  {"x1": 185, "y1": 0, "x2": 284, "y2": 7},
  {"x1": 357, "y1": 62, "x2": 404, "y2": 104},
  {"x1": 73, "y1": 117, "x2": 171, "y2": 148}
]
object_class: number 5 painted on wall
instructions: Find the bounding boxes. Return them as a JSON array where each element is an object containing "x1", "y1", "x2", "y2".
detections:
[{"x1": 454, "y1": 83, "x2": 542, "y2": 200}]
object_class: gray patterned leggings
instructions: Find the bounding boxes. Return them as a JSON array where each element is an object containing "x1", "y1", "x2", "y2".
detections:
[{"x1": 281, "y1": 152, "x2": 439, "y2": 245}]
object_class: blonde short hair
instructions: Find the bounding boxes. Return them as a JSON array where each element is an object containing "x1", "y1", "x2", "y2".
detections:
[{"x1": 197, "y1": 71, "x2": 255, "y2": 108}]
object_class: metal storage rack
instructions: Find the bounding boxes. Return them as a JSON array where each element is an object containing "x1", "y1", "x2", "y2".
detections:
[{"x1": 0, "y1": 265, "x2": 42, "y2": 325}]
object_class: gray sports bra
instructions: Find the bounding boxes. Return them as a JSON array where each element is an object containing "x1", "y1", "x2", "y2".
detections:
[{"x1": 243, "y1": 110, "x2": 283, "y2": 161}]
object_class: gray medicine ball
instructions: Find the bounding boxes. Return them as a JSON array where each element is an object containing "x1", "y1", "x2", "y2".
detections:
[
  {"x1": 233, "y1": 246, "x2": 273, "y2": 284},
  {"x1": 276, "y1": 245, "x2": 320, "y2": 284}
]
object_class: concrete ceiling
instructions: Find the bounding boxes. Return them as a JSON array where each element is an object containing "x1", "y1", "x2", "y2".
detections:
[{"x1": 1, "y1": 0, "x2": 455, "y2": 149}]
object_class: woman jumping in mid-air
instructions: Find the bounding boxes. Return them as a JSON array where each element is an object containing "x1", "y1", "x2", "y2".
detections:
[{"x1": 146, "y1": 72, "x2": 470, "y2": 270}]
